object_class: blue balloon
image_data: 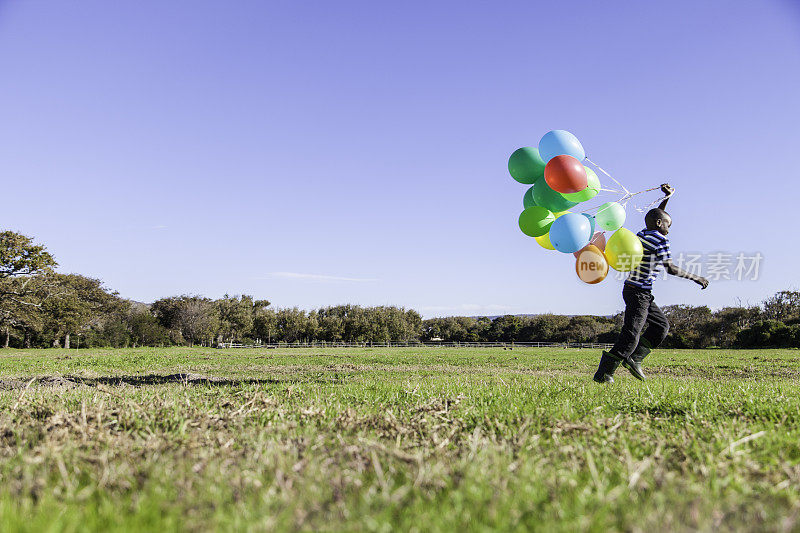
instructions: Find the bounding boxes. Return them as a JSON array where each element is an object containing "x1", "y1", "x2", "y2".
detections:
[
  {"x1": 538, "y1": 130, "x2": 586, "y2": 163},
  {"x1": 549, "y1": 213, "x2": 592, "y2": 253},
  {"x1": 583, "y1": 213, "x2": 596, "y2": 235}
]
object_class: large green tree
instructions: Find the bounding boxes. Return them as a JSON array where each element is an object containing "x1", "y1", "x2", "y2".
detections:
[
  {"x1": 127, "y1": 308, "x2": 170, "y2": 347},
  {"x1": 253, "y1": 308, "x2": 277, "y2": 343},
  {"x1": 274, "y1": 307, "x2": 309, "y2": 343},
  {"x1": 0, "y1": 232, "x2": 57, "y2": 347},
  {"x1": 763, "y1": 291, "x2": 800, "y2": 323},
  {"x1": 152, "y1": 296, "x2": 220, "y2": 346},
  {"x1": 215, "y1": 295, "x2": 270, "y2": 343},
  {"x1": 0, "y1": 231, "x2": 56, "y2": 281},
  {"x1": 0, "y1": 277, "x2": 47, "y2": 348},
  {"x1": 42, "y1": 273, "x2": 122, "y2": 349}
]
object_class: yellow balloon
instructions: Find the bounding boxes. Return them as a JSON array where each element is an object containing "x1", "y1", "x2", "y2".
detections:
[
  {"x1": 534, "y1": 211, "x2": 569, "y2": 250},
  {"x1": 535, "y1": 232, "x2": 555, "y2": 250},
  {"x1": 605, "y1": 228, "x2": 644, "y2": 271}
]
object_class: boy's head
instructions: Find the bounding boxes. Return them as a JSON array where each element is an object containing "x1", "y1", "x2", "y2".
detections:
[{"x1": 645, "y1": 208, "x2": 672, "y2": 235}]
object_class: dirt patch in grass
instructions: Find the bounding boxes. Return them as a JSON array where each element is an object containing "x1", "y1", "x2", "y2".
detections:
[
  {"x1": 0, "y1": 373, "x2": 297, "y2": 390},
  {"x1": 0, "y1": 376, "x2": 81, "y2": 390}
]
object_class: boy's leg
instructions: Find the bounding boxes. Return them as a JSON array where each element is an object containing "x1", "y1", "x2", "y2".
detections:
[
  {"x1": 632, "y1": 298, "x2": 670, "y2": 364},
  {"x1": 609, "y1": 287, "x2": 651, "y2": 359},
  {"x1": 594, "y1": 287, "x2": 650, "y2": 382},
  {"x1": 641, "y1": 298, "x2": 669, "y2": 349}
]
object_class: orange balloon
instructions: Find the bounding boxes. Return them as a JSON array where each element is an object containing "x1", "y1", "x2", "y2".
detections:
[
  {"x1": 575, "y1": 244, "x2": 609, "y2": 284},
  {"x1": 544, "y1": 155, "x2": 588, "y2": 194},
  {"x1": 573, "y1": 231, "x2": 606, "y2": 258}
]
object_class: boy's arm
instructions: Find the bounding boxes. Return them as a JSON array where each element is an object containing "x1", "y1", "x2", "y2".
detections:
[
  {"x1": 664, "y1": 260, "x2": 709, "y2": 289},
  {"x1": 659, "y1": 183, "x2": 674, "y2": 210}
]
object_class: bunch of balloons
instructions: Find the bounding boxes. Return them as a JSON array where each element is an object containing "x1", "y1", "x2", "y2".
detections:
[{"x1": 509, "y1": 130, "x2": 644, "y2": 284}]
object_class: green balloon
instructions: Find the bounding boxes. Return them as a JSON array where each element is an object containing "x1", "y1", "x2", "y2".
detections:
[
  {"x1": 596, "y1": 202, "x2": 626, "y2": 231},
  {"x1": 523, "y1": 186, "x2": 537, "y2": 209},
  {"x1": 563, "y1": 167, "x2": 601, "y2": 202},
  {"x1": 518, "y1": 206, "x2": 554, "y2": 238},
  {"x1": 532, "y1": 177, "x2": 578, "y2": 212},
  {"x1": 508, "y1": 147, "x2": 546, "y2": 184}
]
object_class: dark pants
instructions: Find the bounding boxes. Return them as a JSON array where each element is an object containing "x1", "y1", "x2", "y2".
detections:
[{"x1": 610, "y1": 285, "x2": 670, "y2": 358}]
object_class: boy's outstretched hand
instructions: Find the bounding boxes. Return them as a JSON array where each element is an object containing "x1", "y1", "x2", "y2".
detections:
[
  {"x1": 663, "y1": 260, "x2": 709, "y2": 289},
  {"x1": 658, "y1": 184, "x2": 675, "y2": 210}
]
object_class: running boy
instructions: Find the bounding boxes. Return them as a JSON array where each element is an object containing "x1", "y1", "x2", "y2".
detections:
[{"x1": 593, "y1": 184, "x2": 709, "y2": 383}]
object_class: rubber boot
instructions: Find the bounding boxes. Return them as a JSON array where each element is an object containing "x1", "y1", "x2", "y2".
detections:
[
  {"x1": 605, "y1": 349, "x2": 646, "y2": 381},
  {"x1": 593, "y1": 351, "x2": 621, "y2": 384},
  {"x1": 631, "y1": 338, "x2": 652, "y2": 365}
]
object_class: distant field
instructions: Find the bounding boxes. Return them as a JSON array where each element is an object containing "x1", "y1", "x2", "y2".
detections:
[{"x1": 0, "y1": 347, "x2": 798, "y2": 532}]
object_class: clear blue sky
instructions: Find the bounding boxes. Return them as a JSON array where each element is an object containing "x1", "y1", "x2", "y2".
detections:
[{"x1": 1, "y1": 0, "x2": 798, "y2": 317}]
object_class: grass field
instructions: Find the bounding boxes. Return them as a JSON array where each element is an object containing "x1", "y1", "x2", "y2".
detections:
[{"x1": 0, "y1": 346, "x2": 798, "y2": 532}]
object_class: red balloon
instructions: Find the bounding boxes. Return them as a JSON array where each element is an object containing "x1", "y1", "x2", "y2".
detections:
[
  {"x1": 573, "y1": 232, "x2": 606, "y2": 258},
  {"x1": 544, "y1": 155, "x2": 588, "y2": 194}
]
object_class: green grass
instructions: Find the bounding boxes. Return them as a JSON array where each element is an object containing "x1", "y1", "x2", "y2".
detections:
[{"x1": 0, "y1": 346, "x2": 798, "y2": 532}]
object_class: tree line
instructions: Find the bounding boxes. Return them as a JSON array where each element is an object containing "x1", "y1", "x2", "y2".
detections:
[
  {"x1": 1, "y1": 230, "x2": 797, "y2": 349},
  {"x1": 423, "y1": 293, "x2": 800, "y2": 348},
  {"x1": 0, "y1": 231, "x2": 423, "y2": 348}
]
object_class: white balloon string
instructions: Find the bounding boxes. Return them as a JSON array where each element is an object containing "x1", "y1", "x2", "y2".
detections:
[
  {"x1": 631, "y1": 189, "x2": 672, "y2": 213},
  {"x1": 581, "y1": 202, "x2": 615, "y2": 216},
  {"x1": 580, "y1": 187, "x2": 664, "y2": 215},
  {"x1": 579, "y1": 156, "x2": 668, "y2": 216},
  {"x1": 623, "y1": 188, "x2": 666, "y2": 212},
  {"x1": 584, "y1": 157, "x2": 631, "y2": 195}
]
